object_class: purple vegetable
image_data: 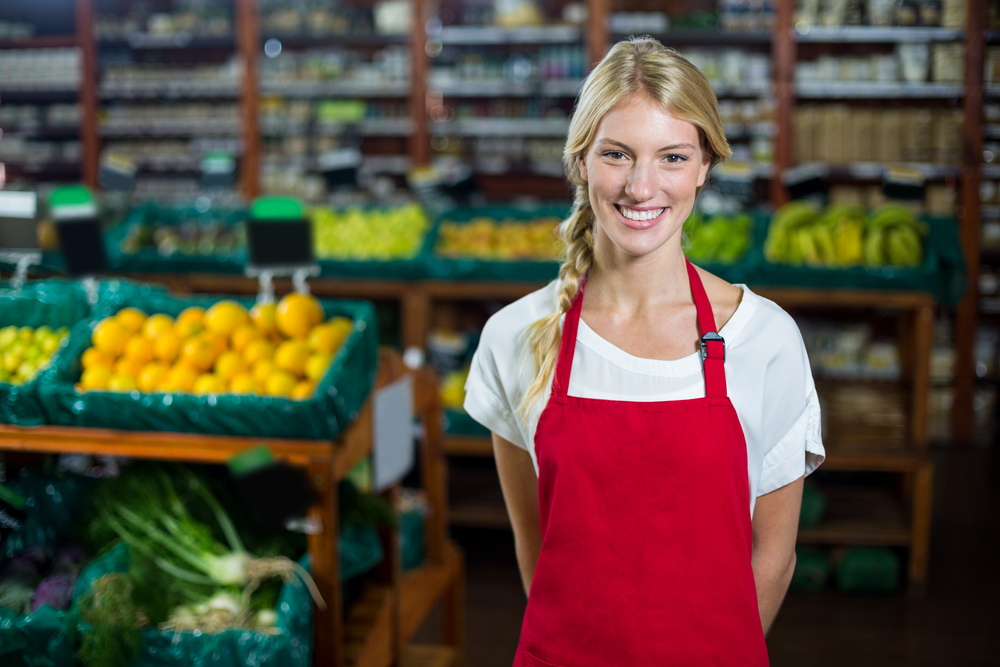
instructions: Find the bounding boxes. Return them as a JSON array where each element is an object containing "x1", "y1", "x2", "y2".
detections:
[{"x1": 30, "y1": 574, "x2": 75, "y2": 612}]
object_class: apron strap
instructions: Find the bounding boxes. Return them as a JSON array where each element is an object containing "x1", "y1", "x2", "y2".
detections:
[
  {"x1": 685, "y1": 260, "x2": 727, "y2": 398},
  {"x1": 551, "y1": 278, "x2": 585, "y2": 399}
]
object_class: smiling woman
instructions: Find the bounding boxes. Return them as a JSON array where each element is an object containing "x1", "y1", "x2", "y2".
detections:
[{"x1": 463, "y1": 37, "x2": 824, "y2": 667}]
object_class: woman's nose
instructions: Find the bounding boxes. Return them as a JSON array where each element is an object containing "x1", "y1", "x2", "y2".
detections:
[{"x1": 625, "y1": 162, "x2": 656, "y2": 202}]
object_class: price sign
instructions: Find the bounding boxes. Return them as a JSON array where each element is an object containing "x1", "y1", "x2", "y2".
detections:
[
  {"x1": 98, "y1": 151, "x2": 137, "y2": 193},
  {"x1": 782, "y1": 162, "x2": 829, "y2": 200},
  {"x1": 0, "y1": 191, "x2": 38, "y2": 252},
  {"x1": 227, "y1": 446, "x2": 313, "y2": 530},
  {"x1": 712, "y1": 161, "x2": 757, "y2": 203},
  {"x1": 50, "y1": 185, "x2": 108, "y2": 278},
  {"x1": 200, "y1": 151, "x2": 236, "y2": 190},
  {"x1": 245, "y1": 196, "x2": 317, "y2": 277},
  {"x1": 318, "y1": 148, "x2": 362, "y2": 188},
  {"x1": 882, "y1": 164, "x2": 926, "y2": 201}
]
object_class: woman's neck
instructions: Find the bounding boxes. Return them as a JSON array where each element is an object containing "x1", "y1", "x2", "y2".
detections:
[{"x1": 585, "y1": 235, "x2": 692, "y2": 317}]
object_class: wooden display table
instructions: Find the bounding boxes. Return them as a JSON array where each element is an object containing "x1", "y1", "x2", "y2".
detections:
[{"x1": 0, "y1": 351, "x2": 464, "y2": 667}]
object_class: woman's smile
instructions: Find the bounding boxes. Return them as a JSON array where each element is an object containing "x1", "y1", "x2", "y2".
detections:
[{"x1": 615, "y1": 204, "x2": 668, "y2": 229}]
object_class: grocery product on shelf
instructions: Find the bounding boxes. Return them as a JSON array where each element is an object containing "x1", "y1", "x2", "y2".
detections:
[
  {"x1": 0, "y1": 325, "x2": 69, "y2": 385},
  {"x1": 76, "y1": 294, "x2": 351, "y2": 399},
  {"x1": 764, "y1": 202, "x2": 927, "y2": 268},
  {"x1": 312, "y1": 202, "x2": 429, "y2": 260},
  {"x1": 435, "y1": 214, "x2": 561, "y2": 261},
  {"x1": 682, "y1": 210, "x2": 753, "y2": 265},
  {"x1": 117, "y1": 212, "x2": 245, "y2": 259}
]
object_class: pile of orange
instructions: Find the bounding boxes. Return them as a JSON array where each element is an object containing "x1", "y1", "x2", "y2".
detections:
[{"x1": 77, "y1": 293, "x2": 353, "y2": 399}]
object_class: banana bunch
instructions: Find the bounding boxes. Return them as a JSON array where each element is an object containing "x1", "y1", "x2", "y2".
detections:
[
  {"x1": 863, "y1": 204, "x2": 927, "y2": 268},
  {"x1": 683, "y1": 211, "x2": 752, "y2": 265},
  {"x1": 765, "y1": 202, "x2": 926, "y2": 269}
]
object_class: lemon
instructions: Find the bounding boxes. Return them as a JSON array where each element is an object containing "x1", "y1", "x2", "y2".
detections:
[
  {"x1": 276, "y1": 293, "x2": 323, "y2": 339},
  {"x1": 175, "y1": 319, "x2": 204, "y2": 339},
  {"x1": 252, "y1": 359, "x2": 277, "y2": 384},
  {"x1": 181, "y1": 335, "x2": 218, "y2": 373},
  {"x1": 162, "y1": 364, "x2": 199, "y2": 392},
  {"x1": 137, "y1": 362, "x2": 169, "y2": 392},
  {"x1": 155, "y1": 330, "x2": 182, "y2": 364},
  {"x1": 107, "y1": 374, "x2": 136, "y2": 392},
  {"x1": 124, "y1": 335, "x2": 156, "y2": 365},
  {"x1": 291, "y1": 380, "x2": 316, "y2": 400},
  {"x1": 250, "y1": 302, "x2": 278, "y2": 335},
  {"x1": 115, "y1": 307, "x2": 147, "y2": 334},
  {"x1": 242, "y1": 338, "x2": 274, "y2": 366},
  {"x1": 308, "y1": 318, "x2": 352, "y2": 354},
  {"x1": 113, "y1": 356, "x2": 144, "y2": 379},
  {"x1": 275, "y1": 340, "x2": 310, "y2": 377},
  {"x1": 193, "y1": 373, "x2": 227, "y2": 394},
  {"x1": 92, "y1": 318, "x2": 130, "y2": 357},
  {"x1": 229, "y1": 373, "x2": 262, "y2": 394},
  {"x1": 143, "y1": 313, "x2": 175, "y2": 340},
  {"x1": 214, "y1": 351, "x2": 246, "y2": 382},
  {"x1": 304, "y1": 353, "x2": 333, "y2": 382},
  {"x1": 80, "y1": 365, "x2": 112, "y2": 390},
  {"x1": 177, "y1": 306, "x2": 205, "y2": 326},
  {"x1": 265, "y1": 370, "x2": 296, "y2": 397},
  {"x1": 204, "y1": 300, "x2": 250, "y2": 337},
  {"x1": 81, "y1": 347, "x2": 115, "y2": 370},
  {"x1": 230, "y1": 324, "x2": 260, "y2": 353}
]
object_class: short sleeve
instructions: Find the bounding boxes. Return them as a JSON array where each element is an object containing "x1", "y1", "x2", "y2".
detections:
[
  {"x1": 464, "y1": 347, "x2": 527, "y2": 449},
  {"x1": 755, "y1": 309, "x2": 826, "y2": 497}
]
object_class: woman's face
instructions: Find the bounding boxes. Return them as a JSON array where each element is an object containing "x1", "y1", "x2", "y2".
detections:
[{"x1": 579, "y1": 92, "x2": 710, "y2": 264}]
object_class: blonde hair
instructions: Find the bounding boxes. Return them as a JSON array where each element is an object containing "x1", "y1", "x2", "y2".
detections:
[{"x1": 516, "y1": 36, "x2": 732, "y2": 422}]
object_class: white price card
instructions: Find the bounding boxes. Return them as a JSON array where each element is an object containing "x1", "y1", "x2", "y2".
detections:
[{"x1": 373, "y1": 374, "x2": 415, "y2": 493}]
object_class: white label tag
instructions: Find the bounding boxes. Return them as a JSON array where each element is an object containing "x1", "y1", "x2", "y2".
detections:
[{"x1": 373, "y1": 374, "x2": 414, "y2": 493}]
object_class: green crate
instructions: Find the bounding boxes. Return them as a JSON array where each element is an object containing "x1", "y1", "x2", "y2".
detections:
[{"x1": 37, "y1": 292, "x2": 377, "y2": 440}]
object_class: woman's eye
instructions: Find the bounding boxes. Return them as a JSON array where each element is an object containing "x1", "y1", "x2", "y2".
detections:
[
  {"x1": 664, "y1": 154, "x2": 688, "y2": 163},
  {"x1": 602, "y1": 151, "x2": 627, "y2": 160}
]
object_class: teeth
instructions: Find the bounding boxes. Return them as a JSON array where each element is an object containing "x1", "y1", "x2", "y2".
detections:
[{"x1": 619, "y1": 206, "x2": 664, "y2": 222}]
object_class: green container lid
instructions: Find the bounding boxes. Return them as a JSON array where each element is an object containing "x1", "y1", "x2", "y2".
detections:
[
  {"x1": 251, "y1": 196, "x2": 304, "y2": 221},
  {"x1": 49, "y1": 185, "x2": 97, "y2": 220}
]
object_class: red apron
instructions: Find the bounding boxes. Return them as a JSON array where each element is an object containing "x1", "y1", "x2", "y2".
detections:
[{"x1": 514, "y1": 260, "x2": 768, "y2": 667}]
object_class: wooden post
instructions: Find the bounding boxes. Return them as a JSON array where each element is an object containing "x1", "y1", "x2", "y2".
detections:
[
  {"x1": 911, "y1": 304, "x2": 934, "y2": 448},
  {"x1": 586, "y1": 0, "x2": 609, "y2": 70},
  {"x1": 908, "y1": 461, "x2": 935, "y2": 598},
  {"x1": 309, "y1": 456, "x2": 345, "y2": 667},
  {"x1": 443, "y1": 547, "x2": 466, "y2": 667},
  {"x1": 235, "y1": 0, "x2": 261, "y2": 199},
  {"x1": 410, "y1": 0, "x2": 430, "y2": 166},
  {"x1": 76, "y1": 0, "x2": 99, "y2": 189},
  {"x1": 401, "y1": 288, "x2": 431, "y2": 351},
  {"x1": 953, "y1": 0, "x2": 987, "y2": 444},
  {"x1": 770, "y1": 0, "x2": 795, "y2": 207},
  {"x1": 418, "y1": 367, "x2": 447, "y2": 565}
]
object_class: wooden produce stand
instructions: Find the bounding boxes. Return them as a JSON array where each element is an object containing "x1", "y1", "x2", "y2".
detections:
[{"x1": 0, "y1": 349, "x2": 465, "y2": 667}]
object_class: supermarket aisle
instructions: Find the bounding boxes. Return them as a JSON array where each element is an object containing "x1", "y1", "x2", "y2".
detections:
[{"x1": 418, "y1": 447, "x2": 999, "y2": 666}]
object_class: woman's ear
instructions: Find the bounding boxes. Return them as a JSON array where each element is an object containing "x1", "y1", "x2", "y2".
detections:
[
  {"x1": 696, "y1": 157, "x2": 710, "y2": 188},
  {"x1": 578, "y1": 154, "x2": 588, "y2": 182}
]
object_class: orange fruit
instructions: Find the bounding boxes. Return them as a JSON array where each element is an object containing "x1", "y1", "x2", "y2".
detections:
[
  {"x1": 265, "y1": 370, "x2": 296, "y2": 396},
  {"x1": 175, "y1": 319, "x2": 204, "y2": 339},
  {"x1": 308, "y1": 319, "x2": 351, "y2": 355},
  {"x1": 204, "y1": 301, "x2": 250, "y2": 337},
  {"x1": 251, "y1": 358, "x2": 277, "y2": 384},
  {"x1": 162, "y1": 364, "x2": 199, "y2": 392},
  {"x1": 81, "y1": 347, "x2": 115, "y2": 370},
  {"x1": 242, "y1": 338, "x2": 274, "y2": 366},
  {"x1": 193, "y1": 373, "x2": 226, "y2": 394},
  {"x1": 250, "y1": 302, "x2": 278, "y2": 335},
  {"x1": 115, "y1": 307, "x2": 147, "y2": 334},
  {"x1": 177, "y1": 306, "x2": 205, "y2": 326},
  {"x1": 123, "y1": 335, "x2": 155, "y2": 365},
  {"x1": 143, "y1": 313, "x2": 175, "y2": 340},
  {"x1": 214, "y1": 351, "x2": 246, "y2": 382},
  {"x1": 229, "y1": 373, "x2": 262, "y2": 394},
  {"x1": 180, "y1": 335, "x2": 218, "y2": 373},
  {"x1": 230, "y1": 324, "x2": 260, "y2": 353},
  {"x1": 276, "y1": 293, "x2": 323, "y2": 339},
  {"x1": 291, "y1": 380, "x2": 316, "y2": 400},
  {"x1": 107, "y1": 374, "x2": 136, "y2": 392},
  {"x1": 113, "y1": 356, "x2": 144, "y2": 379},
  {"x1": 155, "y1": 330, "x2": 182, "y2": 364},
  {"x1": 80, "y1": 365, "x2": 112, "y2": 390},
  {"x1": 92, "y1": 318, "x2": 130, "y2": 357},
  {"x1": 137, "y1": 362, "x2": 169, "y2": 392},
  {"x1": 274, "y1": 340, "x2": 310, "y2": 377},
  {"x1": 304, "y1": 352, "x2": 333, "y2": 382}
]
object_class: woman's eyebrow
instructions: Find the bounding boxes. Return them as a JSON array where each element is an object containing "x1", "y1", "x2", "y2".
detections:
[{"x1": 595, "y1": 139, "x2": 696, "y2": 152}]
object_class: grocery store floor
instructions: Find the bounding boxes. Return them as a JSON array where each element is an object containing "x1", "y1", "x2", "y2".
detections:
[{"x1": 414, "y1": 446, "x2": 999, "y2": 666}]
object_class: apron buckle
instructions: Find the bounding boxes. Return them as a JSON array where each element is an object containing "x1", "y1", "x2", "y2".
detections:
[{"x1": 700, "y1": 331, "x2": 726, "y2": 362}]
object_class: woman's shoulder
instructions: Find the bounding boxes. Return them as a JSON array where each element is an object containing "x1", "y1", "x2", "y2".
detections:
[{"x1": 479, "y1": 280, "x2": 561, "y2": 353}]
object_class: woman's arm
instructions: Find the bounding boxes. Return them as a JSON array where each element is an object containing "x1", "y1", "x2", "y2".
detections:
[
  {"x1": 493, "y1": 432, "x2": 542, "y2": 597},
  {"x1": 751, "y1": 476, "x2": 803, "y2": 635}
]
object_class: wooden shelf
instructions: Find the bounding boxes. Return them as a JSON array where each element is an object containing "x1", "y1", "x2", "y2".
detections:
[
  {"x1": 344, "y1": 584, "x2": 395, "y2": 667},
  {"x1": 0, "y1": 35, "x2": 78, "y2": 49},
  {"x1": 443, "y1": 434, "x2": 493, "y2": 457},
  {"x1": 402, "y1": 645, "x2": 457, "y2": 667},
  {"x1": 400, "y1": 541, "x2": 463, "y2": 642},
  {"x1": 798, "y1": 487, "x2": 910, "y2": 547},
  {"x1": 450, "y1": 503, "x2": 511, "y2": 529}
]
